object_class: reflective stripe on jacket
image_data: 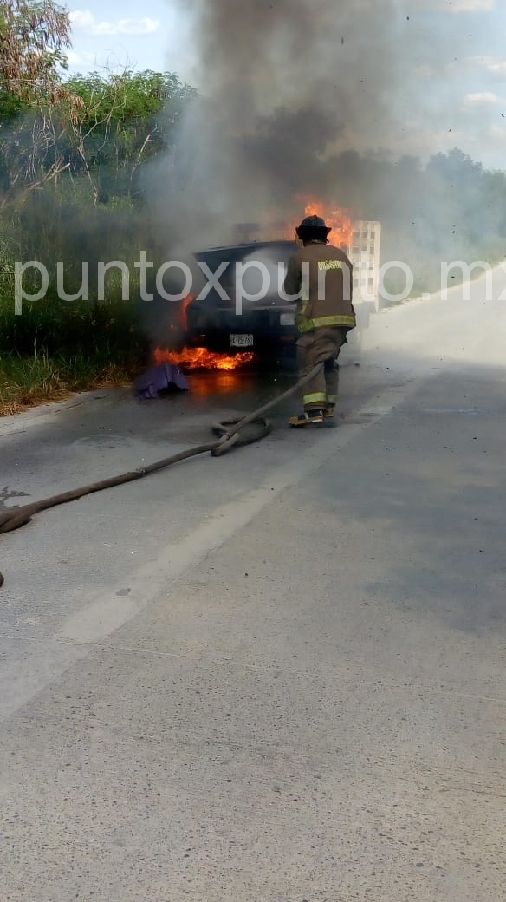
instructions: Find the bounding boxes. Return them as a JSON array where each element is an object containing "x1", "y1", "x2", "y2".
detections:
[{"x1": 298, "y1": 313, "x2": 356, "y2": 333}]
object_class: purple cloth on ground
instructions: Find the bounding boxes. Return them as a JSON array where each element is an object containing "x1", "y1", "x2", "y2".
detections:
[{"x1": 135, "y1": 363, "x2": 190, "y2": 399}]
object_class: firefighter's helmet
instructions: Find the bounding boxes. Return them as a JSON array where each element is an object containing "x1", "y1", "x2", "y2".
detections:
[{"x1": 296, "y1": 215, "x2": 332, "y2": 239}]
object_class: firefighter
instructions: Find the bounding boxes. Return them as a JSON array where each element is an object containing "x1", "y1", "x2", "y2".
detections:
[{"x1": 283, "y1": 214, "x2": 356, "y2": 427}]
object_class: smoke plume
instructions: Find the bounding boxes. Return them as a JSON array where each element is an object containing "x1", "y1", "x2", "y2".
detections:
[{"x1": 147, "y1": 0, "x2": 426, "y2": 252}]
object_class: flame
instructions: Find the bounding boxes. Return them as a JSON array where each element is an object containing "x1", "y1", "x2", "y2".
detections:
[
  {"x1": 239, "y1": 206, "x2": 354, "y2": 247},
  {"x1": 152, "y1": 346, "x2": 255, "y2": 371},
  {"x1": 178, "y1": 294, "x2": 195, "y2": 329},
  {"x1": 280, "y1": 200, "x2": 354, "y2": 248},
  {"x1": 302, "y1": 200, "x2": 354, "y2": 249},
  {"x1": 153, "y1": 295, "x2": 255, "y2": 372}
]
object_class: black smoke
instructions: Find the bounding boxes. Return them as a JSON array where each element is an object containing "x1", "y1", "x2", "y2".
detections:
[{"x1": 145, "y1": 0, "x2": 425, "y2": 251}]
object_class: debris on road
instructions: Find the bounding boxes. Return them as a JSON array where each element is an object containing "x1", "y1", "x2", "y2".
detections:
[{"x1": 134, "y1": 363, "x2": 190, "y2": 400}]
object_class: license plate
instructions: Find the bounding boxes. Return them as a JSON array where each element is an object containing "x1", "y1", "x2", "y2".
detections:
[
  {"x1": 280, "y1": 313, "x2": 296, "y2": 326},
  {"x1": 230, "y1": 334, "x2": 254, "y2": 348}
]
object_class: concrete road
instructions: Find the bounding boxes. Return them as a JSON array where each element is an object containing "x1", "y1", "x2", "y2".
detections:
[{"x1": 1, "y1": 272, "x2": 505, "y2": 901}]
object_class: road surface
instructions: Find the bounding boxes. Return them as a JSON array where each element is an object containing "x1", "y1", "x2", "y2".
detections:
[{"x1": 1, "y1": 272, "x2": 505, "y2": 901}]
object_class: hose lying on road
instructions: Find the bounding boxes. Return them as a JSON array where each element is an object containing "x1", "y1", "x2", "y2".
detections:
[{"x1": 0, "y1": 364, "x2": 323, "y2": 539}]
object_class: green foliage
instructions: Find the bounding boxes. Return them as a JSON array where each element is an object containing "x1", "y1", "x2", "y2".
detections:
[
  {"x1": 0, "y1": 59, "x2": 194, "y2": 413},
  {"x1": 0, "y1": 280, "x2": 150, "y2": 413},
  {"x1": 0, "y1": 84, "x2": 27, "y2": 122},
  {"x1": 329, "y1": 148, "x2": 506, "y2": 297},
  {"x1": 61, "y1": 69, "x2": 196, "y2": 200},
  {"x1": 66, "y1": 70, "x2": 194, "y2": 130},
  {"x1": 0, "y1": 347, "x2": 145, "y2": 414},
  {"x1": 0, "y1": 291, "x2": 148, "y2": 358},
  {"x1": 0, "y1": 64, "x2": 196, "y2": 208}
]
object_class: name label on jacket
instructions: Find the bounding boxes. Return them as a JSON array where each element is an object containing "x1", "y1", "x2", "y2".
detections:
[{"x1": 317, "y1": 260, "x2": 343, "y2": 271}]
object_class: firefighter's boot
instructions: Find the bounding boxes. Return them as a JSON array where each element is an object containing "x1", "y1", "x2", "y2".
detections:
[{"x1": 289, "y1": 409, "x2": 325, "y2": 428}]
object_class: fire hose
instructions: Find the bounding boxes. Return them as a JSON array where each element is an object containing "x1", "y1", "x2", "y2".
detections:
[{"x1": 0, "y1": 365, "x2": 324, "y2": 557}]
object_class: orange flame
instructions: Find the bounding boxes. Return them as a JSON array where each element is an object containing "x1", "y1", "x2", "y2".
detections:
[
  {"x1": 154, "y1": 294, "x2": 255, "y2": 372},
  {"x1": 178, "y1": 294, "x2": 195, "y2": 329},
  {"x1": 153, "y1": 347, "x2": 255, "y2": 371},
  {"x1": 301, "y1": 200, "x2": 354, "y2": 249}
]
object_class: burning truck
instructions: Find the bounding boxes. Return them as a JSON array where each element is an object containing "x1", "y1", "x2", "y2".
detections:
[{"x1": 151, "y1": 206, "x2": 381, "y2": 372}]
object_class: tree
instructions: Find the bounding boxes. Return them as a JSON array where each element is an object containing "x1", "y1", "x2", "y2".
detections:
[
  {"x1": 0, "y1": 1, "x2": 86, "y2": 207},
  {"x1": 0, "y1": 0, "x2": 70, "y2": 105},
  {"x1": 61, "y1": 70, "x2": 196, "y2": 202}
]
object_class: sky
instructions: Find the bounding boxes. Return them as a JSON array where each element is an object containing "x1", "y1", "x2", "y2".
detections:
[
  {"x1": 64, "y1": 1, "x2": 192, "y2": 78},
  {"x1": 63, "y1": 0, "x2": 506, "y2": 170}
]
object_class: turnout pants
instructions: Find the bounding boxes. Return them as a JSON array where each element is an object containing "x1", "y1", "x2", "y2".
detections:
[{"x1": 297, "y1": 327, "x2": 347, "y2": 412}]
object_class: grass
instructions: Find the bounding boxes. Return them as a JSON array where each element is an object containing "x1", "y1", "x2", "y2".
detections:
[
  {"x1": 0, "y1": 289, "x2": 150, "y2": 416},
  {"x1": 0, "y1": 351, "x2": 142, "y2": 416}
]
